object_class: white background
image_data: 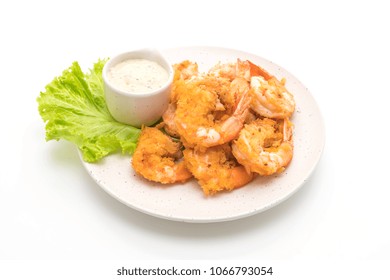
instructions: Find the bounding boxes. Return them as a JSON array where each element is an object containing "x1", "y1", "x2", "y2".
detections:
[{"x1": 1, "y1": 0, "x2": 389, "y2": 278}]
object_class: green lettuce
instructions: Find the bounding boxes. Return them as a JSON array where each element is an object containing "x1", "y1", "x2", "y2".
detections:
[{"x1": 37, "y1": 59, "x2": 141, "y2": 162}]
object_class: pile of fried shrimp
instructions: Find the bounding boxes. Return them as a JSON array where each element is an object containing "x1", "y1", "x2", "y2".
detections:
[{"x1": 131, "y1": 59, "x2": 296, "y2": 195}]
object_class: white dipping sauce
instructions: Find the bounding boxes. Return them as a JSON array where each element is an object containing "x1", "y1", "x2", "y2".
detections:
[{"x1": 107, "y1": 59, "x2": 169, "y2": 94}]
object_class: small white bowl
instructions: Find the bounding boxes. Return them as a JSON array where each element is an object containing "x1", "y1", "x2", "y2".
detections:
[{"x1": 102, "y1": 48, "x2": 173, "y2": 127}]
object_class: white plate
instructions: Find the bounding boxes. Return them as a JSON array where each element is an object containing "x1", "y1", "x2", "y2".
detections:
[{"x1": 80, "y1": 46, "x2": 325, "y2": 223}]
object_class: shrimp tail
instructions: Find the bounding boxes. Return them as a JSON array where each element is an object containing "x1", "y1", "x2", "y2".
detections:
[
  {"x1": 231, "y1": 166, "x2": 255, "y2": 189},
  {"x1": 246, "y1": 60, "x2": 273, "y2": 80},
  {"x1": 236, "y1": 59, "x2": 274, "y2": 81}
]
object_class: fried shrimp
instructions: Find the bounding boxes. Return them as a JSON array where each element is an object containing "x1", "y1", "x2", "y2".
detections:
[
  {"x1": 131, "y1": 126, "x2": 192, "y2": 184},
  {"x1": 250, "y1": 76, "x2": 295, "y2": 119},
  {"x1": 132, "y1": 58, "x2": 296, "y2": 195},
  {"x1": 183, "y1": 144, "x2": 254, "y2": 195},
  {"x1": 162, "y1": 61, "x2": 199, "y2": 137},
  {"x1": 232, "y1": 118, "x2": 293, "y2": 176},
  {"x1": 230, "y1": 59, "x2": 295, "y2": 119},
  {"x1": 175, "y1": 76, "x2": 251, "y2": 148}
]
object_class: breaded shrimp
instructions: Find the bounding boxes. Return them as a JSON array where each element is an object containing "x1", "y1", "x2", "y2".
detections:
[
  {"x1": 132, "y1": 126, "x2": 192, "y2": 184},
  {"x1": 232, "y1": 118, "x2": 293, "y2": 176},
  {"x1": 250, "y1": 76, "x2": 295, "y2": 119},
  {"x1": 183, "y1": 144, "x2": 254, "y2": 195},
  {"x1": 224, "y1": 59, "x2": 295, "y2": 119},
  {"x1": 174, "y1": 76, "x2": 251, "y2": 149},
  {"x1": 162, "y1": 60, "x2": 199, "y2": 137}
]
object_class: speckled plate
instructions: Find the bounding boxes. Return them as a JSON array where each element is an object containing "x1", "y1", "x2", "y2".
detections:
[{"x1": 80, "y1": 46, "x2": 325, "y2": 223}]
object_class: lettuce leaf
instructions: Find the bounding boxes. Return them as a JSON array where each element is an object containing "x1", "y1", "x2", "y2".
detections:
[{"x1": 37, "y1": 59, "x2": 141, "y2": 162}]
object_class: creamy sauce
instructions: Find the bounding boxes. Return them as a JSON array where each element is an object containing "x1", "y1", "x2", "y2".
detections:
[{"x1": 107, "y1": 59, "x2": 169, "y2": 94}]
